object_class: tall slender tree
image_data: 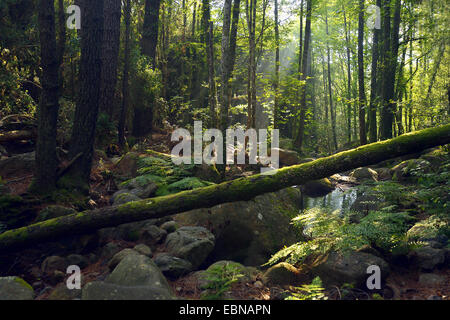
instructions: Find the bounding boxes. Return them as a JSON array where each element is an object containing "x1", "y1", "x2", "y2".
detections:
[
  {"x1": 30, "y1": 0, "x2": 61, "y2": 193},
  {"x1": 358, "y1": 0, "x2": 367, "y2": 144}
]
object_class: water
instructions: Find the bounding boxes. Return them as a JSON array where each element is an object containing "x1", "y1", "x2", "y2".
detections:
[{"x1": 300, "y1": 185, "x2": 360, "y2": 214}]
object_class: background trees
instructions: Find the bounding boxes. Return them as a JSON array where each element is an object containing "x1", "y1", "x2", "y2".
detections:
[{"x1": 0, "y1": 0, "x2": 448, "y2": 193}]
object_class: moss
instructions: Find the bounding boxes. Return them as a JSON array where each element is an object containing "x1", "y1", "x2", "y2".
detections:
[{"x1": 13, "y1": 277, "x2": 33, "y2": 291}]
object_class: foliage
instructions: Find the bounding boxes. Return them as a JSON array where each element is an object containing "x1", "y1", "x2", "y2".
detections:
[
  {"x1": 200, "y1": 263, "x2": 244, "y2": 300},
  {"x1": 286, "y1": 276, "x2": 328, "y2": 300}
]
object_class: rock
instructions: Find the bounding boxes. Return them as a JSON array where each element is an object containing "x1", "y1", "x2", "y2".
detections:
[
  {"x1": 194, "y1": 163, "x2": 221, "y2": 183},
  {"x1": 302, "y1": 178, "x2": 334, "y2": 197},
  {"x1": 374, "y1": 167, "x2": 392, "y2": 181},
  {"x1": 153, "y1": 253, "x2": 193, "y2": 278},
  {"x1": 36, "y1": 205, "x2": 77, "y2": 222},
  {"x1": 409, "y1": 246, "x2": 445, "y2": 270},
  {"x1": 107, "y1": 254, "x2": 170, "y2": 287},
  {"x1": 140, "y1": 224, "x2": 167, "y2": 247},
  {"x1": 108, "y1": 248, "x2": 140, "y2": 270},
  {"x1": 0, "y1": 276, "x2": 34, "y2": 300},
  {"x1": 41, "y1": 256, "x2": 69, "y2": 275},
  {"x1": 66, "y1": 254, "x2": 89, "y2": 269},
  {"x1": 113, "y1": 152, "x2": 140, "y2": 178},
  {"x1": 350, "y1": 167, "x2": 378, "y2": 182},
  {"x1": 418, "y1": 273, "x2": 445, "y2": 286},
  {"x1": 82, "y1": 281, "x2": 175, "y2": 300},
  {"x1": 133, "y1": 244, "x2": 152, "y2": 257},
  {"x1": 47, "y1": 283, "x2": 82, "y2": 300},
  {"x1": 391, "y1": 159, "x2": 431, "y2": 181},
  {"x1": 275, "y1": 148, "x2": 300, "y2": 166},
  {"x1": 206, "y1": 260, "x2": 257, "y2": 283},
  {"x1": 407, "y1": 215, "x2": 448, "y2": 245},
  {"x1": 0, "y1": 152, "x2": 35, "y2": 178},
  {"x1": 160, "y1": 220, "x2": 178, "y2": 233},
  {"x1": 112, "y1": 192, "x2": 141, "y2": 205},
  {"x1": 311, "y1": 251, "x2": 390, "y2": 288},
  {"x1": 165, "y1": 226, "x2": 215, "y2": 269},
  {"x1": 176, "y1": 187, "x2": 302, "y2": 266},
  {"x1": 262, "y1": 262, "x2": 301, "y2": 287},
  {"x1": 427, "y1": 295, "x2": 443, "y2": 300},
  {"x1": 111, "y1": 183, "x2": 158, "y2": 203},
  {"x1": 100, "y1": 242, "x2": 122, "y2": 260}
]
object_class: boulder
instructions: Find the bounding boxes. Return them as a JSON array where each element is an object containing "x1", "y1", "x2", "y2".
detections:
[
  {"x1": 302, "y1": 178, "x2": 334, "y2": 197},
  {"x1": 41, "y1": 256, "x2": 69, "y2": 275},
  {"x1": 0, "y1": 152, "x2": 35, "y2": 178},
  {"x1": 418, "y1": 273, "x2": 445, "y2": 286},
  {"x1": 176, "y1": 187, "x2": 302, "y2": 266},
  {"x1": 350, "y1": 167, "x2": 378, "y2": 182},
  {"x1": 409, "y1": 246, "x2": 445, "y2": 271},
  {"x1": 112, "y1": 192, "x2": 141, "y2": 205},
  {"x1": 66, "y1": 254, "x2": 89, "y2": 269},
  {"x1": 262, "y1": 262, "x2": 302, "y2": 286},
  {"x1": 140, "y1": 225, "x2": 167, "y2": 247},
  {"x1": 407, "y1": 215, "x2": 448, "y2": 246},
  {"x1": 275, "y1": 148, "x2": 300, "y2": 166},
  {"x1": 82, "y1": 281, "x2": 175, "y2": 300},
  {"x1": 0, "y1": 276, "x2": 34, "y2": 300},
  {"x1": 165, "y1": 226, "x2": 215, "y2": 269},
  {"x1": 160, "y1": 220, "x2": 178, "y2": 233},
  {"x1": 375, "y1": 167, "x2": 392, "y2": 181},
  {"x1": 36, "y1": 205, "x2": 77, "y2": 222},
  {"x1": 82, "y1": 254, "x2": 175, "y2": 300},
  {"x1": 113, "y1": 152, "x2": 140, "y2": 178},
  {"x1": 48, "y1": 283, "x2": 81, "y2": 300},
  {"x1": 391, "y1": 159, "x2": 431, "y2": 181},
  {"x1": 153, "y1": 253, "x2": 193, "y2": 278},
  {"x1": 108, "y1": 248, "x2": 140, "y2": 270},
  {"x1": 133, "y1": 244, "x2": 152, "y2": 257},
  {"x1": 311, "y1": 251, "x2": 390, "y2": 288}
]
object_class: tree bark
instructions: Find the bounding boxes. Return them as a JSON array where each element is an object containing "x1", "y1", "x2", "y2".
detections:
[
  {"x1": 2, "y1": 124, "x2": 449, "y2": 252},
  {"x1": 358, "y1": 0, "x2": 367, "y2": 145},
  {"x1": 61, "y1": 0, "x2": 104, "y2": 193},
  {"x1": 118, "y1": 0, "x2": 131, "y2": 149},
  {"x1": 30, "y1": 0, "x2": 60, "y2": 194},
  {"x1": 99, "y1": 0, "x2": 121, "y2": 118},
  {"x1": 368, "y1": 0, "x2": 381, "y2": 142},
  {"x1": 325, "y1": 12, "x2": 338, "y2": 151},
  {"x1": 273, "y1": 0, "x2": 280, "y2": 129},
  {"x1": 293, "y1": 0, "x2": 312, "y2": 152},
  {"x1": 142, "y1": 0, "x2": 161, "y2": 66}
]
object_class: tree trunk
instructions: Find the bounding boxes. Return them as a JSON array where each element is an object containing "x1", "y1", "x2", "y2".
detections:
[
  {"x1": 60, "y1": 0, "x2": 104, "y2": 194},
  {"x1": 343, "y1": 8, "x2": 352, "y2": 144},
  {"x1": 368, "y1": 0, "x2": 381, "y2": 142},
  {"x1": 273, "y1": 0, "x2": 280, "y2": 129},
  {"x1": 142, "y1": 0, "x2": 161, "y2": 66},
  {"x1": 358, "y1": 0, "x2": 367, "y2": 145},
  {"x1": 118, "y1": 0, "x2": 131, "y2": 149},
  {"x1": 56, "y1": 0, "x2": 66, "y2": 92},
  {"x1": 99, "y1": 0, "x2": 121, "y2": 118},
  {"x1": 2, "y1": 124, "x2": 450, "y2": 252},
  {"x1": 29, "y1": 0, "x2": 60, "y2": 194},
  {"x1": 325, "y1": 12, "x2": 338, "y2": 151},
  {"x1": 293, "y1": 0, "x2": 311, "y2": 152}
]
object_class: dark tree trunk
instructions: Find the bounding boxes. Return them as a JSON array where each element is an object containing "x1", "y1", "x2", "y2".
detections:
[
  {"x1": 343, "y1": 8, "x2": 352, "y2": 144},
  {"x1": 61, "y1": 0, "x2": 104, "y2": 193},
  {"x1": 358, "y1": 0, "x2": 367, "y2": 145},
  {"x1": 99, "y1": 0, "x2": 121, "y2": 118},
  {"x1": 118, "y1": 0, "x2": 131, "y2": 149},
  {"x1": 30, "y1": 0, "x2": 61, "y2": 194},
  {"x1": 142, "y1": 0, "x2": 161, "y2": 66},
  {"x1": 56, "y1": 0, "x2": 66, "y2": 92}
]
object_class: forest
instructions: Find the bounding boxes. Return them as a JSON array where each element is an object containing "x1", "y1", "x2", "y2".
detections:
[{"x1": 0, "y1": 0, "x2": 449, "y2": 302}]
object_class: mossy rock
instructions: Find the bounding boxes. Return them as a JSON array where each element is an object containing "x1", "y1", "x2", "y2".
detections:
[
  {"x1": 302, "y1": 178, "x2": 334, "y2": 197},
  {"x1": 407, "y1": 215, "x2": 449, "y2": 243},
  {"x1": 390, "y1": 159, "x2": 431, "y2": 182},
  {"x1": 36, "y1": 205, "x2": 77, "y2": 222},
  {"x1": 0, "y1": 276, "x2": 34, "y2": 300}
]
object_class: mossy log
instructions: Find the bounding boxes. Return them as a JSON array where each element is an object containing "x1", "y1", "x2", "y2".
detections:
[{"x1": 0, "y1": 124, "x2": 449, "y2": 252}]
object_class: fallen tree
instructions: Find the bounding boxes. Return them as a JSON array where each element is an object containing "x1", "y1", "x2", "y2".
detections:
[
  {"x1": 0, "y1": 124, "x2": 449, "y2": 252},
  {"x1": 0, "y1": 130, "x2": 35, "y2": 143}
]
